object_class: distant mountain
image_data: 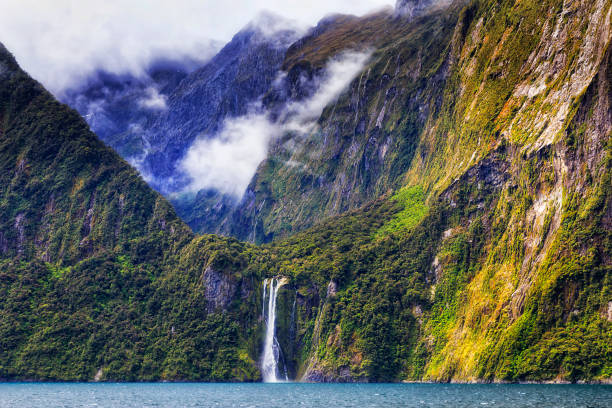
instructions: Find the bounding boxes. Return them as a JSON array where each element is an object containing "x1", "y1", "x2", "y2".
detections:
[
  {"x1": 63, "y1": 13, "x2": 304, "y2": 235},
  {"x1": 140, "y1": 13, "x2": 303, "y2": 189}
]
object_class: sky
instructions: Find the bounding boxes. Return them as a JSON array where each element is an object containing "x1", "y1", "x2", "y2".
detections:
[{"x1": 0, "y1": 0, "x2": 392, "y2": 94}]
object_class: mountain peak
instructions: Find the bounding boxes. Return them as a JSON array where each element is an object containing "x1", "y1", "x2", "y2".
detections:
[
  {"x1": 242, "y1": 10, "x2": 306, "y2": 46},
  {"x1": 394, "y1": 0, "x2": 436, "y2": 18}
]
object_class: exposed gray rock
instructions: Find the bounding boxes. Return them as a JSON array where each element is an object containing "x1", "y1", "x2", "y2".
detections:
[
  {"x1": 240, "y1": 278, "x2": 253, "y2": 299},
  {"x1": 201, "y1": 266, "x2": 236, "y2": 313},
  {"x1": 303, "y1": 367, "x2": 360, "y2": 382},
  {"x1": 326, "y1": 280, "x2": 337, "y2": 297}
]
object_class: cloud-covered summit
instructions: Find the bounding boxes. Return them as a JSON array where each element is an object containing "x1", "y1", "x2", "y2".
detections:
[{"x1": 0, "y1": 0, "x2": 391, "y2": 95}]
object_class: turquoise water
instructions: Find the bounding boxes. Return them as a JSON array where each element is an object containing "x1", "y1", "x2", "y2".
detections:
[{"x1": 0, "y1": 383, "x2": 610, "y2": 407}]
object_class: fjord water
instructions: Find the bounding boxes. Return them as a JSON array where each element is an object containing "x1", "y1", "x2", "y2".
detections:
[{"x1": 0, "y1": 383, "x2": 610, "y2": 408}]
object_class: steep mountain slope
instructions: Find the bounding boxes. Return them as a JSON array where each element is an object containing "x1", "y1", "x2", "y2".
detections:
[
  {"x1": 0, "y1": 42, "x2": 261, "y2": 381},
  {"x1": 226, "y1": 4, "x2": 458, "y2": 242},
  {"x1": 256, "y1": 0, "x2": 612, "y2": 382},
  {"x1": 61, "y1": 58, "x2": 200, "y2": 164},
  {"x1": 0, "y1": 46, "x2": 190, "y2": 263},
  {"x1": 0, "y1": 0, "x2": 610, "y2": 384},
  {"x1": 141, "y1": 14, "x2": 302, "y2": 189},
  {"x1": 191, "y1": 0, "x2": 611, "y2": 381}
]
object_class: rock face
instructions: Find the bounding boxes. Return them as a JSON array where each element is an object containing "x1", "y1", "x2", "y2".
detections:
[
  {"x1": 326, "y1": 280, "x2": 337, "y2": 298},
  {"x1": 201, "y1": 266, "x2": 236, "y2": 312},
  {"x1": 303, "y1": 367, "x2": 356, "y2": 382}
]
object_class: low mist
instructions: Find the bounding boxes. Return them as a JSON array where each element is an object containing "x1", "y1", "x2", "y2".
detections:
[{"x1": 180, "y1": 50, "x2": 372, "y2": 198}]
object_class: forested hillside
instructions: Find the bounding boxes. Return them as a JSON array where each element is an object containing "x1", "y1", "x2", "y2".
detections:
[{"x1": 0, "y1": 0, "x2": 610, "y2": 383}]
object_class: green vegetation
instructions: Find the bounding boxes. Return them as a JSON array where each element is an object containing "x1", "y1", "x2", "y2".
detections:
[
  {"x1": 375, "y1": 186, "x2": 428, "y2": 237},
  {"x1": 0, "y1": 0, "x2": 610, "y2": 384}
]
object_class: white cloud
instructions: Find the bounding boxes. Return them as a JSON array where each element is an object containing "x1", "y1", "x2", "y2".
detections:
[
  {"x1": 139, "y1": 86, "x2": 167, "y2": 110},
  {"x1": 0, "y1": 1, "x2": 391, "y2": 94},
  {"x1": 181, "y1": 112, "x2": 280, "y2": 197},
  {"x1": 283, "y1": 50, "x2": 373, "y2": 133},
  {"x1": 246, "y1": 11, "x2": 309, "y2": 42},
  {"x1": 180, "y1": 50, "x2": 372, "y2": 198}
]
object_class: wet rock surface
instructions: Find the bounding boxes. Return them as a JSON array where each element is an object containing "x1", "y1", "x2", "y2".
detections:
[{"x1": 202, "y1": 266, "x2": 236, "y2": 312}]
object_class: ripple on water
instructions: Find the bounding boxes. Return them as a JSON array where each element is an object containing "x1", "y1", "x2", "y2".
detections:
[{"x1": 0, "y1": 383, "x2": 610, "y2": 408}]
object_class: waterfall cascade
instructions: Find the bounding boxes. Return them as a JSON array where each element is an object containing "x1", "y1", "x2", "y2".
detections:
[{"x1": 261, "y1": 277, "x2": 288, "y2": 382}]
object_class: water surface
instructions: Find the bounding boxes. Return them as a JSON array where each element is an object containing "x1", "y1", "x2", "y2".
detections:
[{"x1": 0, "y1": 383, "x2": 610, "y2": 408}]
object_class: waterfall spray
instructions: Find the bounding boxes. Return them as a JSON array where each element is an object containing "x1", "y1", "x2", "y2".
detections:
[{"x1": 261, "y1": 277, "x2": 288, "y2": 382}]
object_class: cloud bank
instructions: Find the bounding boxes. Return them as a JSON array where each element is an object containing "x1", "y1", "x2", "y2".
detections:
[
  {"x1": 139, "y1": 86, "x2": 168, "y2": 110},
  {"x1": 181, "y1": 113, "x2": 279, "y2": 197},
  {"x1": 180, "y1": 51, "x2": 372, "y2": 198},
  {"x1": 0, "y1": 0, "x2": 391, "y2": 94}
]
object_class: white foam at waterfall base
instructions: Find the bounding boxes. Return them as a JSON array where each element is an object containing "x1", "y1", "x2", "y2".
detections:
[{"x1": 261, "y1": 278, "x2": 288, "y2": 382}]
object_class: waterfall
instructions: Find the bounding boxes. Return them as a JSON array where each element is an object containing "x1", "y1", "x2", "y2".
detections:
[{"x1": 261, "y1": 278, "x2": 288, "y2": 382}]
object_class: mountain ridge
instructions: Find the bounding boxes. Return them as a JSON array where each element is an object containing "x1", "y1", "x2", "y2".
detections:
[{"x1": 0, "y1": 0, "x2": 610, "y2": 383}]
